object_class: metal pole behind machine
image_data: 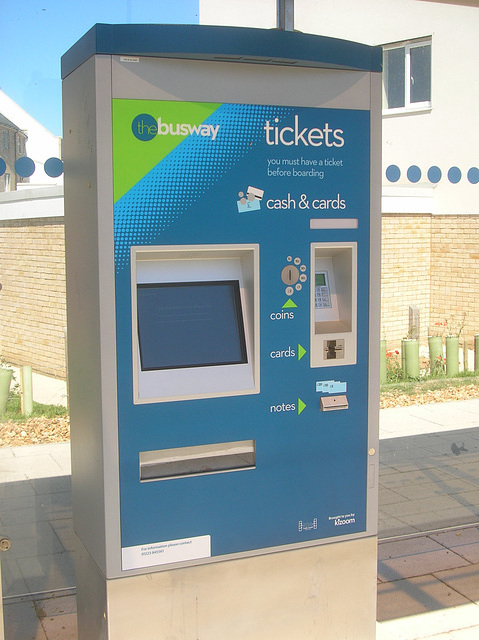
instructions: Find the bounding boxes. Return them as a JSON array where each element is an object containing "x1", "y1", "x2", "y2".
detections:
[{"x1": 277, "y1": 0, "x2": 294, "y2": 31}]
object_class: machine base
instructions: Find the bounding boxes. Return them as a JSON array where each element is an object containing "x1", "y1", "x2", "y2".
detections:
[{"x1": 76, "y1": 536, "x2": 377, "y2": 640}]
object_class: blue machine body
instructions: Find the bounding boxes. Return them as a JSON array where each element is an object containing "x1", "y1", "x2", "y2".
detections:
[{"x1": 62, "y1": 24, "x2": 381, "y2": 574}]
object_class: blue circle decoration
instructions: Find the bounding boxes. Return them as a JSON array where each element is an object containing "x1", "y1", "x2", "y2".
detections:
[
  {"x1": 44, "y1": 157, "x2": 64, "y2": 178},
  {"x1": 427, "y1": 166, "x2": 442, "y2": 183},
  {"x1": 407, "y1": 165, "x2": 421, "y2": 183},
  {"x1": 448, "y1": 166, "x2": 461, "y2": 184},
  {"x1": 131, "y1": 114, "x2": 157, "y2": 141},
  {"x1": 15, "y1": 156, "x2": 35, "y2": 178},
  {"x1": 386, "y1": 165, "x2": 400, "y2": 182},
  {"x1": 467, "y1": 167, "x2": 479, "y2": 184},
  {"x1": 0, "y1": 157, "x2": 5, "y2": 177}
]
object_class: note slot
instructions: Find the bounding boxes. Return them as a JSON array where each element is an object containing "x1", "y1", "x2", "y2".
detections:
[{"x1": 320, "y1": 395, "x2": 349, "y2": 411}]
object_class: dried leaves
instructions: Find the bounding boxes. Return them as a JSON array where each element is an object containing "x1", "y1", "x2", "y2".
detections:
[
  {"x1": 0, "y1": 416, "x2": 70, "y2": 447},
  {"x1": 380, "y1": 384, "x2": 479, "y2": 409},
  {"x1": 1, "y1": 384, "x2": 479, "y2": 447}
]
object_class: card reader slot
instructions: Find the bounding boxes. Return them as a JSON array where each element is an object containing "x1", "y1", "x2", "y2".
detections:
[{"x1": 140, "y1": 440, "x2": 255, "y2": 481}]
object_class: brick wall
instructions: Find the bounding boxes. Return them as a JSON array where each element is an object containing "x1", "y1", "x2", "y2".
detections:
[
  {"x1": 0, "y1": 217, "x2": 66, "y2": 378},
  {"x1": 430, "y1": 215, "x2": 479, "y2": 347},
  {"x1": 1, "y1": 213, "x2": 478, "y2": 379},
  {"x1": 381, "y1": 213, "x2": 479, "y2": 350},
  {"x1": 381, "y1": 214, "x2": 432, "y2": 346}
]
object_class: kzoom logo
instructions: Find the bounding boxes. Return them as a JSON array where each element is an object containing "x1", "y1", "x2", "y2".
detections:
[{"x1": 132, "y1": 114, "x2": 220, "y2": 142}]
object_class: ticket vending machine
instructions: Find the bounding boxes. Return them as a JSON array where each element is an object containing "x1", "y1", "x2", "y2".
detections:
[{"x1": 62, "y1": 24, "x2": 381, "y2": 640}]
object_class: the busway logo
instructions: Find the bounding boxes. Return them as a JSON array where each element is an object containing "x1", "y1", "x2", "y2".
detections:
[{"x1": 132, "y1": 113, "x2": 220, "y2": 142}]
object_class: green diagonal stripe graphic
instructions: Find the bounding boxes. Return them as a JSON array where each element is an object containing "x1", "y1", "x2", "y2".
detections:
[{"x1": 112, "y1": 99, "x2": 222, "y2": 202}]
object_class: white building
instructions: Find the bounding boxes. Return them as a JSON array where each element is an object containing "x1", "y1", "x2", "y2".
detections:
[
  {"x1": 0, "y1": 89, "x2": 63, "y2": 189},
  {"x1": 199, "y1": 0, "x2": 479, "y2": 216},
  {"x1": 199, "y1": 0, "x2": 479, "y2": 346},
  {"x1": 2, "y1": 1, "x2": 479, "y2": 372}
]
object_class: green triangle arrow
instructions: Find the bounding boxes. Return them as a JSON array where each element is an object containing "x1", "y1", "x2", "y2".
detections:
[
  {"x1": 298, "y1": 344, "x2": 307, "y2": 361},
  {"x1": 282, "y1": 298, "x2": 297, "y2": 309},
  {"x1": 298, "y1": 398, "x2": 306, "y2": 415}
]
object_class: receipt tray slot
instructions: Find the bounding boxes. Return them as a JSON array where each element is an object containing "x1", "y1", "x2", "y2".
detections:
[{"x1": 140, "y1": 440, "x2": 256, "y2": 481}]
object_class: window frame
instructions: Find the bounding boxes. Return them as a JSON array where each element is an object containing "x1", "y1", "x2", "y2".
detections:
[{"x1": 382, "y1": 38, "x2": 432, "y2": 115}]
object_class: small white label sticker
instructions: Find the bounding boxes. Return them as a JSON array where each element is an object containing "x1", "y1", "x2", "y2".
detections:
[
  {"x1": 120, "y1": 56, "x2": 140, "y2": 63},
  {"x1": 122, "y1": 535, "x2": 211, "y2": 570}
]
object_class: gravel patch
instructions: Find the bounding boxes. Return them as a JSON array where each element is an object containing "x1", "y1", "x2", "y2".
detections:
[
  {"x1": 1, "y1": 385, "x2": 478, "y2": 447},
  {"x1": 380, "y1": 383, "x2": 479, "y2": 409},
  {"x1": 0, "y1": 415, "x2": 70, "y2": 447}
]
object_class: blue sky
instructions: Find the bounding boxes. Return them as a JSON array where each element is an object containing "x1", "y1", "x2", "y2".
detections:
[{"x1": 2, "y1": 0, "x2": 199, "y2": 137}]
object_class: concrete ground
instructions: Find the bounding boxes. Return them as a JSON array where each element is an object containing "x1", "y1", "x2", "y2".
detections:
[
  {"x1": 378, "y1": 399, "x2": 479, "y2": 639},
  {"x1": 1, "y1": 374, "x2": 479, "y2": 639},
  {"x1": 0, "y1": 442, "x2": 75, "y2": 639}
]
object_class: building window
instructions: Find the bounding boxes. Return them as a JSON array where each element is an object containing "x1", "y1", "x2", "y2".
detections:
[
  {"x1": 2, "y1": 130, "x2": 10, "y2": 150},
  {"x1": 383, "y1": 39, "x2": 431, "y2": 113}
]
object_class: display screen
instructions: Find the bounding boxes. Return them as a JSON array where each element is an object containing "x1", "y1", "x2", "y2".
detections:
[
  {"x1": 137, "y1": 281, "x2": 247, "y2": 371},
  {"x1": 315, "y1": 272, "x2": 327, "y2": 287}
]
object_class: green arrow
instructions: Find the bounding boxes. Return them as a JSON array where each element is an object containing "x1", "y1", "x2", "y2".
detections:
[
  {"x1": 298, "y1": 344, "x2": 307, "y2": 361},
  {"x1": 282, "y1": 298, "x2": 297, "y2": 309},
  {"x1": 298, "y1": 398, "x2": 306, "y2": 415}
]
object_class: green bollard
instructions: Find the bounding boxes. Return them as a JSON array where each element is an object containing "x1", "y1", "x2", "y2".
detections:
[
  {"x1": 403, "y1": 339, "x2": 420, "y2": 379},
  {"x1": 380, "y1": 340, "x2": 387, "y2": 384},
  {"x1": 21, "y1": 366, "x2": 34, "y2": 417},
  {"x1": 0, "y1": 368, "x2": 13, "y2": 415},
  {"x1": 446, "y1": 336, "x2": 460, "y2": 377},
  {"x1": 428, "y1": 335, "x2": 443, "y2": 376}
]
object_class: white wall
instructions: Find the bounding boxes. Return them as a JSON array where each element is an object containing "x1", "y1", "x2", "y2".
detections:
[
  {"x1": 0, "y1": 185, "x2": 63, "y2": 220},
  {"x1": 199, "y1": 0, "x2": 479, "y2": 214},
  {"x1": 200, "y1": 0, "x2": 277, "y2": 28}
]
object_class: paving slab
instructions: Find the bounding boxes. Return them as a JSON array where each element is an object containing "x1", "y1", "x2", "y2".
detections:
[
  {"x1": 433, "y1": 564, "x2": 479, "y2": 602},
  {"x1": 36, "y1": 594, "x2": 77, "y2": 640},
  {"x1": 431, "y1": 527, "x2": 479, "y2": 549},
  {"x1": 423, "y1": 626, "x2": 479, "y2": 639},
  {"x1": 392, "y1": 477, "x2": 479, "y2": 502},
  {"x1": 16, "y1": 553, "x2": 76, "y2": 595},
  {"x1": 378, "y1": 548, "x2": 470, "y2": 582},
  {"x1": 377, "y1": 574, "x2": 472, "y2": 622},
  {"x1": 380, "y1": 399, "x2": 479, "y2": 440},
  {"x1": 1, "y1": 396, "x2": 479, "y2": 639},
  {"x1": 377, "y1": 605, "x2": 479, "y2": 640},
  {"x1": 3, "y1": 598, "x2": 47, "y2": 640},
  {"x1": 379, "y1": 537, "x2": 448, "y2": 560}
]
